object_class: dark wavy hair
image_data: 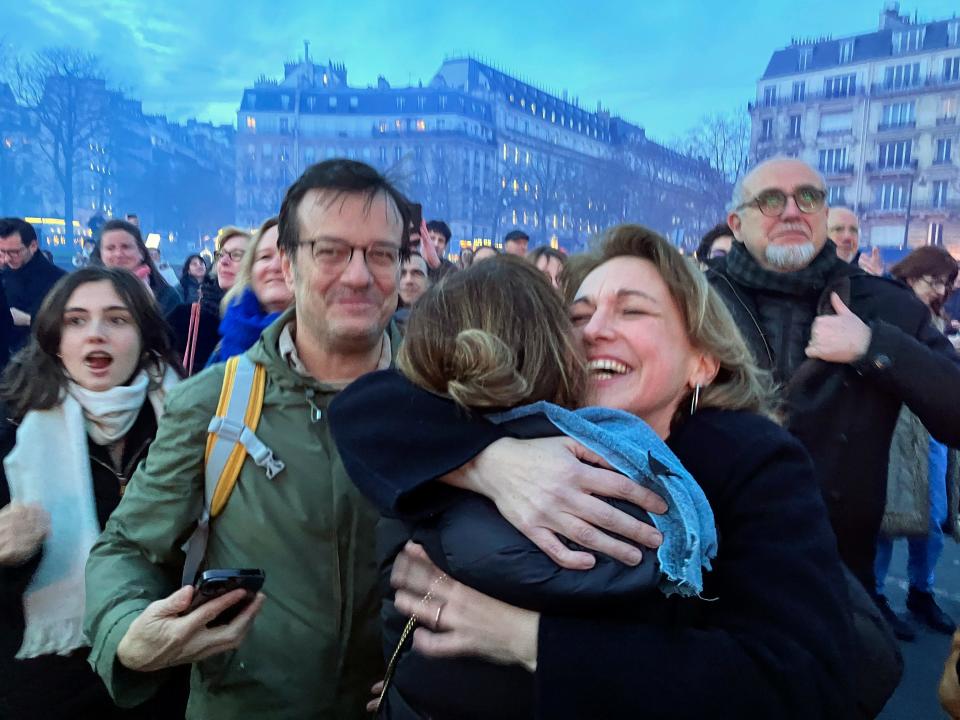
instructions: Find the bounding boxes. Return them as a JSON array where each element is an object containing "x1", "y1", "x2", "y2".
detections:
[{"x1": 0, "y1": 266, "x2": 183, "y2": 420}]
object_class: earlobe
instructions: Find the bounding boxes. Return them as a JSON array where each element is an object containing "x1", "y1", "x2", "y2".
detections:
[{"x1": 691, "y1": 352, "x2": 721, "y2": 389}]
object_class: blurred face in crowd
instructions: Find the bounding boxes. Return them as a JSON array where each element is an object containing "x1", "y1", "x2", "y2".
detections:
[
  {"x1": 216, "y1": 234, "x2": 248, "y2": 290},
  {"x1": 188, "y1": 256, "x2": 207, "y2": 280},
  {"x1": 428, "y1": 230, "x2": 448, "y2": 256},
  {"x1": 505, "y1": 237, "x2": 528, "y2": 256},
  {"x1": 708, "y1": 235, "x2": 733, "y2": 259},
  {"x1": 281, "y1": 189, "x2": 402, "y2": 355},
  {"x1": 474, "y1": 247, "x2": 498, "y2": 263},
  {"x1": 728, "y1": 159, "x2": 829, "y2": 273},
  {"x1": 251, "y1": 224, "x2": 292, "y2": 314},
  {"x1": 100, "y1": 229, "x2": 144, "y2": 271},
  {"x1": 0, "y1": 231, "x2": 37, "y2": 270},
  {"x1": 908, "y1": 274, "x2": 951, "y2": 310},
  {"x1": 827, "y1": 207, "x2": 860, "y2": 264},
  {"x1": 60, "y1": 280, "x2": 142, "y2": 392},
  {"x1": 535, "y1": 254, "x2": 564, "y2": 289},
  {"x1": 570, "y1": 256, "x2": 715, "y2": 439},
  {"x1": 399, "y1": 254, "x2": 430, "y2": 307},
  {"x1": 148, "y1": 248, "x2": 162, "y2": 265}
]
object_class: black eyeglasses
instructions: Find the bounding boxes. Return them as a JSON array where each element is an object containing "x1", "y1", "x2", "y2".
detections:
[
  {"x1": 298, "y1": 238, "x2": 401, "y2": 277},
  {"x1": 736, "y1": 185, "x2": 827, "y2": 217},
  {"x1": 215, "y1": 249, "x2": 246, "y2": 263}
]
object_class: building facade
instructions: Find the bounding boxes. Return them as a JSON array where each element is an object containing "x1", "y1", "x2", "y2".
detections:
[
  {"x1": 750, "y1": 3, "x2": 960, "y2": 254},
  {"x1": 236, "y1": 51, "x2": 722, "y2": 253}
]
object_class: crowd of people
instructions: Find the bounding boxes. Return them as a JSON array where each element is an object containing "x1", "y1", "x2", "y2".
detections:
[{"x1": 0, "y1": 154, "x2": 958, "y2": 719}]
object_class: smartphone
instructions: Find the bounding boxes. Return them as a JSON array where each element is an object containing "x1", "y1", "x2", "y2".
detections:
[
  {"x1": 187, "y1": 568, "x2": 265, "y2": 626},
  {"x1": 408, "y1": 202, "x2": 423, "y2": 232}
]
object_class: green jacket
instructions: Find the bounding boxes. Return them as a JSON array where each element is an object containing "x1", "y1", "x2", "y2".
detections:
[{"x1": 85, "y1": 309, "x2": 396, "y2": 719}]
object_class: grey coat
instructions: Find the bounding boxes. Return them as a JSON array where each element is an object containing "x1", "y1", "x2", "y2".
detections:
[{"x1": 882, "y1": 406, "x2": 960, "y2": 540}]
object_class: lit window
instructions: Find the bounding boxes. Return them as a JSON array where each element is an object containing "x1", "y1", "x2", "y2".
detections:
[
  {"x1": 416, "y1": 119, "x2": 426, "y2": 131},
  {"x1": 501, "y1": 176, "x2": 506, "y2": 188},
  {"x1": 512, "y1": 179, "x2": 519, "y2": 194},
  {"x1": 520, "y1": 98, "x2": 525, "y2": 108},
  {"x1": 502, "y1": 143, "x2": 508, "y2": 160},
  {"x1": 322, "y1": 73, "x2": 329, "y2": 86},
  {"x1": 525, "y1": 151, "x2": 531, "y2": 165},
  {"x1": 514, "y1": 146, "x2": 519, "y2": 164},
  {"x1": 531, "y1": 103, "x2": 537, "y2": 115},
  {"x1": 395, "y1": 119, "x2": 402, "y2": 129},
  {"x1": 512, "y1": 209, "x2": 518, "y2": 224},
  {"x1": 379, "y1": 121, "x2": 387, "y2": 133},
  {"x1": 246, "y1": 116, "x2": 256, "y2": 131}
]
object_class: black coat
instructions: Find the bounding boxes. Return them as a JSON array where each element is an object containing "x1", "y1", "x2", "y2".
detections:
[
  {"x1": 167, "y1": 275, "x2": 224, "y2": 371},
  {"x1": 0, "y1": 402, "x2": 188, "y2": 720},
  {"x1": 707, "y1": 257, "x2": 960, "y2": 588},
  {"x1": 3, "y1": 252, "x2": 66, "y2": 352},
  {"x1": 328, "y1": 370, "x2": 855, "y2": 720}
]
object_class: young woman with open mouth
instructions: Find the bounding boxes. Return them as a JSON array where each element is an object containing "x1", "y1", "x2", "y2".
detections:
[{"x1": 0, "y1": 266, "x2": 185, "y2": 719}]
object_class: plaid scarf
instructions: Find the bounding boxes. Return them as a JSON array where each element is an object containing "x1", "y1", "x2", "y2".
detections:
[{"x1": 725, "y1": 240, "x2": 843, "y2": 298}]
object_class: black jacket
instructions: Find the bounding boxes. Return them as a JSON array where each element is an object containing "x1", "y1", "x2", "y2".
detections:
[
  {"x1": 0, "y1": 402, "x2": 189, "y2": 720},
  {"x1": 167, "y1": 275, "x2": 224, "y2": 370},
  {"x1": 328, "y1": 371, "x2": 855, "y2": 720},
  {"x1": 707, "y1": 255, "x2": 960, "y2": 588},
  {"x1": 3, "y1": 252, "x2": 66, "y2": 352}
]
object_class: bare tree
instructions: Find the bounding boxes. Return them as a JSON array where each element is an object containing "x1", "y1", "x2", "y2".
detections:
[
  {"x1": 676, "y1": 108, "x2": 751, "y2": 218},
  {"x1": 13, "y1": 48, "x2": 107, "y2": 241}
]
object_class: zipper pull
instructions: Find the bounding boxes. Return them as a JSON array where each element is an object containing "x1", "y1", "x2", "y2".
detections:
[{"x1": 305, "y1": 389, "x2": 322, "y2": 422}]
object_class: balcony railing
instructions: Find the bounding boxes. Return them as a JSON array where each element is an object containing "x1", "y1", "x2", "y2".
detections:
[
  {"x1": 937, "y1": 116, "x2": 958, "y2": 126},
  {"x1": 877, "y1": 120, "x2": 916, "y2": 132},
  {"x1": 864, "y1": 159, "x2": 919, "y2": 175},
  {"x1": 821, "y1": 164, "x2": 854, "y2": 176}
]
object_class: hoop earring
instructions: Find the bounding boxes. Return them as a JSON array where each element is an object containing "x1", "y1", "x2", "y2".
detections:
[{"x1": 690, "y1": 384, "x2": 701, "y2": 415}]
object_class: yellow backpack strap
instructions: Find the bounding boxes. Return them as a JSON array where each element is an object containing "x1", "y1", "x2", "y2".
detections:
[{"x1": 181, "y1": 355, "x2": 284, "y2": 586}]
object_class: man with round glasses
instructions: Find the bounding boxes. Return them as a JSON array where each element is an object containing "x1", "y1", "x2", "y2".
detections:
[{"x1": 708, "y1": 157, "x2": 960, "y2": 614}]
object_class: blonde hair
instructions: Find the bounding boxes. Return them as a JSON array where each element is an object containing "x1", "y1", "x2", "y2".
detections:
[
  {"x1": 220, "y1": 217, "x2": 277, "y2": 315},
  {"x1": 398, "y1": 255, "x2": 587, "y2": 409},
  {"x1": 564, "y1": 224, "x2": 779, "y2": 424}
]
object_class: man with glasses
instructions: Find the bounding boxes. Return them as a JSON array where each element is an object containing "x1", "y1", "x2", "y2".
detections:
[
  {"x1": 708, "y1": 157, "x2": 960, "y2": 602},
  {"x1": 0, "y1": 217, "x2": 65, "y2": 352},
  {"x1": 84, "y1": 160, "x2": 408, "y2": 719}
]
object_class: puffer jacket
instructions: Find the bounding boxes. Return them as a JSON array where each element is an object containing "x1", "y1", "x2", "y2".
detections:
[{"x1": 84, "y1": 308, "x2": 397, "y2": 719}]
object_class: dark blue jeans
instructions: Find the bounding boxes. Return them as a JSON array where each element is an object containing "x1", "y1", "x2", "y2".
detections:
[{"x1": 875, "y1": 438, "x2": 948, "y2": 595}]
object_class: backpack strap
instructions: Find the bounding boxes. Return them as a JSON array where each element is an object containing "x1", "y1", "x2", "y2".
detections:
[{"x1": 180, "y1": 355, "x2": 284, "y2": 586}]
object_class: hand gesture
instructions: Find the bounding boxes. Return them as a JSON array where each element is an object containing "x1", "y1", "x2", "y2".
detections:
[
  {"x1": 116, "y1": 585, "x2": 265, "y2": 672},
  {"x1": 0, "y1": 503, "x2": 49, "y2": 566},
  {"x1": 858, "y1": 247, "x2": 884, "y2": 276},
  {"x1": 806, "y1": 293, "x2": 872, "y2": 364},
  {"x1": 455, "y1": 436, "x2": 666, "y2": 570},
  {"x1": 418, "y1": 219, "x2": 441, "y2": 269}
]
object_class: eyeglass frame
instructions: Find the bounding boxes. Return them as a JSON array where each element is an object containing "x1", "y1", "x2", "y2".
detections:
[
  {"x1": 215, "y1": 249, "x2": 246, "y2": 263},
  {"x1": 734, "y1": 185, "x2": 828, "y2": 217},
  {"x1": 296, "y1": 237, "x2": 402, "y2": 276}
]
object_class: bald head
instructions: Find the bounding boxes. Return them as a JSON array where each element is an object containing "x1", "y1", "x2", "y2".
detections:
[
  {"x1": 728, "y1": 158, "x2": 829, "y2": 273},
  {"x1": 827, "y1": 207, "x2": 860, "y2": 263}
]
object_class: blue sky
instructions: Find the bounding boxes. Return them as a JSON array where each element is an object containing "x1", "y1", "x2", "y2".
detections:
[{"x1": 5, "y1": 0, "x2": 959, "y2": 143}]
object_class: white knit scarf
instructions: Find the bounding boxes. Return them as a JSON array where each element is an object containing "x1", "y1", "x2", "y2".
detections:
[{"x1": 5, "y1": 365, "x2": 178, "y2": 658}]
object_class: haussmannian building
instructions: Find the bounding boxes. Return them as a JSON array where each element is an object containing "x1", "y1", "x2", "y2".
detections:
[
  {"x1": 750, "y1": 3, "x2": 960, "y2": 254},
  {"x1": 236, "y1": 49, "x2": 723, "y2": 254}
]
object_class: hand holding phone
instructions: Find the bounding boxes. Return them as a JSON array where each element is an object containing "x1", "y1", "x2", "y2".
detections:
[
  {"x1": 187, "y1": 569, "x2": 266, "y2": 626},
  {"x1": 117, "y1": 575, "x2": 266, "y2": 672}
]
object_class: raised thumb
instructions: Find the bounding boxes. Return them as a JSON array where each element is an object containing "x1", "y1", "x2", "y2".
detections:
[{"x1": 829, "y1": 292, "x2": 852, "y2": 316}]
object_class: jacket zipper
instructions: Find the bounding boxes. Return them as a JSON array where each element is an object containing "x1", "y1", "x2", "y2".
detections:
[{"x1": 89, "y1": 436, "x2": 153, "y2": 491}]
